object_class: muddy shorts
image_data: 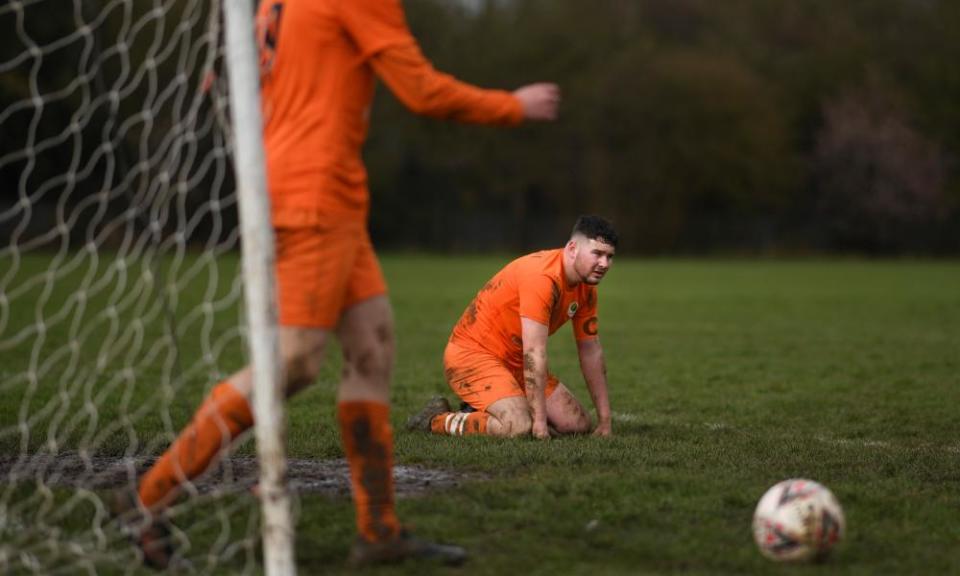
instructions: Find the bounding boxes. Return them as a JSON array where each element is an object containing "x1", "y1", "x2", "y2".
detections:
[
  {"x1": 443, "y1": 339, "x2": 560, "y2": 411},
  {"x1": 274, "y1": 220, "x2": 387, "y2": 329}
]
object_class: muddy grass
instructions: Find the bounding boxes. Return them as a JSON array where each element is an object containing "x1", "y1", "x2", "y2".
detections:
[{"x1": 0, "y1": 452, "x2": 471, "y2": 498}]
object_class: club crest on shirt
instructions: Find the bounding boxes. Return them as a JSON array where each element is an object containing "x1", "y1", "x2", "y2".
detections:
[{"x1": 567, "y1": 301, "x2": 579, "y2": 318}]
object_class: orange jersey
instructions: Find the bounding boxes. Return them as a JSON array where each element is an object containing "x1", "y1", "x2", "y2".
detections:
[
  {"x1": 450, "y1": 249, "x2": 600, "y2": 372},
  {"x1": 256, "y1": 0, "x2": 524, "y2": 227}
]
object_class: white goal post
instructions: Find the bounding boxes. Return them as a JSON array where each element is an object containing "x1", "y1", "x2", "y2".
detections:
[
  {"x1": 222, "y1": 0, "x2": 295, "y2": 574},
  {"x1": 0, "y1": 0, "x2": 294, "y2": 573}
]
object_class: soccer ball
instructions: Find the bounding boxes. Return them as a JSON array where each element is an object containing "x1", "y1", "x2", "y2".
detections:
[{"x1": 752, "y1": 478, "x2": 845, "y2": 562}]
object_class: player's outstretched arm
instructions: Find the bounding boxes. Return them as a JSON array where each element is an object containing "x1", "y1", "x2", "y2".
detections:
[
  {"x1": 521, "y1": 317, "x2": 551, "y2": 440},
  {"x1": 370, "y1": 43, "x2": 560, "y2": 124},
  {"x1": 577, "y1": 339, "x2": 612, "y2": 437},
  {"x1": 341, "y1": 0, "x2": 559, "y2": 123}
]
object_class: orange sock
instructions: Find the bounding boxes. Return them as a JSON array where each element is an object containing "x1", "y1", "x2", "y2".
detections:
[
  {"x1": 430, "y1": 411, "x2": 489, "y2": 436},
  {"x1": 138, "y1": 381, "x2": 253, "y2": 509},
  {"x1": 338, "y1": 401, "x2": 401, "y2": 542}
]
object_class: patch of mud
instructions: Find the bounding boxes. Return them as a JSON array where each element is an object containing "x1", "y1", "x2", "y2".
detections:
[{"x1": 0, "y1": 452, "x2": 472, "y2": 498}]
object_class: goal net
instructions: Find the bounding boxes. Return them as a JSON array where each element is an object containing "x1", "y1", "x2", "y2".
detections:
[{"x1": 0, "y1": 0, "x2": 290, "y2": 573}]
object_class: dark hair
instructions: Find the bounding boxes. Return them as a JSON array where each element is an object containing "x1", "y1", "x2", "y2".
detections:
[{"x1": 572, "y1": 215, "x2": 618, "y2": 248}]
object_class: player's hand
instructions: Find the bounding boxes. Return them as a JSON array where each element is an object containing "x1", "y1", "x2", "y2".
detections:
[
  {"x1": 592, "y1": 420, "x2": 612, "y2": 437},
  {"x1": 513, "y1": 83, "x2": 560, "y2": 121},
  {"x1": 531, "y1": 420, "x2": 551, "y2": 440}
]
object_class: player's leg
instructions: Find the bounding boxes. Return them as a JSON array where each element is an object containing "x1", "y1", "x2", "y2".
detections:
[
  {"x1": 335, "y1": 294, "x2": 401, "y2": 543},
  {"x1": 125, "y1": 327, "x2": 327, "y2": 568},
  {"x1": 544, "y1": 380, "x2": 592, "y2": 435},
  {"x1": 335, "y1": 229, "x2": 465, "y2": 566},
  {"x1": 484, "y1": 396, "x2": 533, "y2": 437},
  {"x1": 136, "y1": 223, "x2": 339, "y2": 512},
  {"x1": 425, "y1": 395, "x2": 532, "y2": 438},
  {"x1": 135, "y1": 369, "x2": 255, "y2": 515},
  {"x1": 411, "y1": 396, "x2": 531, "y2": 438},
  {"x1": 120, "y1": 226, "x2": 339, "y2": 568},
  {"x1": 136, "y1": 327, "x2": 328, "y2": 503},
  {"x1": 411, "y1": 341, "x2": 530, "y2": 437}
]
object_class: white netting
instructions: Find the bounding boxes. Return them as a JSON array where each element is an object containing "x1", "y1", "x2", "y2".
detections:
[{"x1": 0, "y1": 0, "x2": 266, "y2": 572}]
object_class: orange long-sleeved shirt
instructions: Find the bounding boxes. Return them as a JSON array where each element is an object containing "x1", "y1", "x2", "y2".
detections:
[{"x1": 256, "y1": 0, "x2": 523, "y2": 227}]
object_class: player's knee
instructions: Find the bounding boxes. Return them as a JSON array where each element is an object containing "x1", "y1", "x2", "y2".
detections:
[
  {"x1": 280, "y1": 329, "x2": 328, "y2": 395},
  {"x1": 498, "y1": 408, "x2": 532, "y2": 438},
  {"x1": 343, "y1": 327, "x2": 394, "y2": 383},
  {"x1": 284, "y1": 348, "x2": 323, "y2": 394},
  {"x1": 373, "y1": 321, "x2": 396, "y2": 364}
]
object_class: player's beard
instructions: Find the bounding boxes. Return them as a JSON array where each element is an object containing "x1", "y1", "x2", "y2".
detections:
[
  {"x1": 584, "y1": 271, "x2": 605, "y2": 285},
  {"x1": 578, "y1": 259, "x2": 606, "y2": 285}
]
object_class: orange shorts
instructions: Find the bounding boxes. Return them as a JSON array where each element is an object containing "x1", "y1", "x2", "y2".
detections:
[
  {"x1": 443, "y1": 339, "x2": 560, "y2": 411},
  {"x1": 274, "y1": 220, "x2": 387, "y2": 329}
]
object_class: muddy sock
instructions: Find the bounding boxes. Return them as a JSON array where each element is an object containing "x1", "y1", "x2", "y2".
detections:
[
  {"x1": 430, "y1": 411, "x2": 489, "y2": 436},
  {"x1": 338, "y1": 400, "x2": 401, "y2": 542},
  {"x1": 138, "y1": 381, "x2": 253, "y2": 509}
]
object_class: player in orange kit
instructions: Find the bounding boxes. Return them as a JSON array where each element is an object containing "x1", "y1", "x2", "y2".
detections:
[
  {"x1": 112, "y1": 0, "x2": 561, "y2": 569},
  {"x1": 407, "y1": 216, "x2": 617, "y2": 440}
]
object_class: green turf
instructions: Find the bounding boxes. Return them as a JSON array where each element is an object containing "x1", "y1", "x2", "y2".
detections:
[{"x1": 2, "y1": 256, "x2": 959, "y2": 574}]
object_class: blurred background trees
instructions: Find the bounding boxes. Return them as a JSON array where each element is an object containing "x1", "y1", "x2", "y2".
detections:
[
  {"x1": 2, "y1": 0, "x2": 957, "y2": 254},
  {"x1": 366, "y1": 0, "x2": 958, "y2": 253}
]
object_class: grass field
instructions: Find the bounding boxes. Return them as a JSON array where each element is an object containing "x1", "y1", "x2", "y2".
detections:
[{"x1": 2, "y1": 255, "x2": 959, "y2": 574}]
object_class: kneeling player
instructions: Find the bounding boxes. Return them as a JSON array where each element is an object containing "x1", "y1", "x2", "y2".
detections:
[{"x1": 407, "y1": 215, "x2": 616, "y2": 439}]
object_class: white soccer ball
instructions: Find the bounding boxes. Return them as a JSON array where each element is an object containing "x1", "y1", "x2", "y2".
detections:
[{"x1": 752, "y1": 478, "x2": 845, "y2": 562}]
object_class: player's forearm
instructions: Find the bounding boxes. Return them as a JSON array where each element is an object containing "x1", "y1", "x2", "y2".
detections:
[
  {"x1": 585, "y1": 375, "x2": 611, "y2": 425},
  {"x1": 580, "y1": 345, "x2": 611, "y2": 424},
  {"x1": 371, "y1": 43, "x2": 523, "y2": 125},
  {"x1": 523, "y1": 347, "x2": 549, "y2": 426}
]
